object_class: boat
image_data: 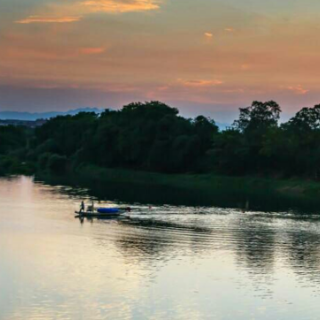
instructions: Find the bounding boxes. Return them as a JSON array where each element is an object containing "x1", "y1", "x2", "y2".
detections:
[
  {"x1": 97, "y1": 207, "x2": 121, "y2": 214},
  {"x1": 75, "y1": 204, "x2": 130, "y2": 218}
]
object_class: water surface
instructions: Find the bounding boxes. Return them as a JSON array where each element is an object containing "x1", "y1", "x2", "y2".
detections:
[{"x1": 1, "y1": 176, "x2": 320, "y2": 320}]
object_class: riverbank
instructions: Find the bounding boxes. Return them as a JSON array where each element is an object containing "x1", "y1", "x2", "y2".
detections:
[
  {"x1": 2, "y1": 161, "x2": 319, "y2": 211},
  {"x1": 77, "y1": 165, "x2": 320, "y2": 197},
  {"x1": 35, "y1": 165, "x2": 320, "y2": 213}
]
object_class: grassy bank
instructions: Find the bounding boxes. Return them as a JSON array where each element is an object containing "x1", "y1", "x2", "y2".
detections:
[
  {"x1": 37, "y1": 164, "x2": 316, "y2": 213},
  {"x1": 1, "y1": 162, "x2": 309, "y2": 212},
  {"x1": 76, "y1": 165, "x2": 320, "y2": 198}
]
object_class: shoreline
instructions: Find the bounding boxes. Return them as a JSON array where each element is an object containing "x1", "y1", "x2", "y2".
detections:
[
  {"x1": 78, "y1": 165, "x2": 320, "y2": 198},
  {"x1": 2, "y1": 163, "x2": 320, "y2": 212},
  {"x1": 33, "y1": 165, "x2": 320, "y2": 213}
]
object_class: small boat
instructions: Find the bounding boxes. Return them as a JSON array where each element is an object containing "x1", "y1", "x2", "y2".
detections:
[
  {"x1": 97, "y1": 207, "x2": 121, "y2": 214},
  {"x1": 75, "y1": 202, "x2": 130, "y2": 218}
]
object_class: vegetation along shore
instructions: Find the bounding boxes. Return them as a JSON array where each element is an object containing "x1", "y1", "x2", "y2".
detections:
[{"x1": 1, "y1": 100, "x2": 320, "y2": 206}]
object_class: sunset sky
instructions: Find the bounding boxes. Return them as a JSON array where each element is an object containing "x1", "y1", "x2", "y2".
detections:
[{"x1": 1, "y1": 0, "x2": 320, "y2": 121}]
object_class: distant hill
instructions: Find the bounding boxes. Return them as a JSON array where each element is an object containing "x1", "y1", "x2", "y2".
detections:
[
  {"x1": 0, "y1": 119, "x2": 47, "y2": 128},
  {"x1": 0, "y1": 108, "x2": 104, "y2": 121},
  {"x1": 0, "y1": 107, "x2": 230, "y2": 130}
]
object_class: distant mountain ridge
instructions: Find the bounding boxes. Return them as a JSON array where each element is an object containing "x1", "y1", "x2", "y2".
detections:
[
  {"x1": 0, "y1": 107, "x2": 230, "y2": 130},
  {"x1": 0, "y1": 108, "x2": 104, "y2": 121}
]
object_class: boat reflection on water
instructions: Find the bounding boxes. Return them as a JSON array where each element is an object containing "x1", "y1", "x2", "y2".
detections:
[{"x1": 76, "y1": 213, "x2": 129, "y2": 224}]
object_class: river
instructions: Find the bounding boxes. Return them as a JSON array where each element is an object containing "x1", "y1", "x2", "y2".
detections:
[{"x1": 1, "y1": 176, "x2": 320, "y2": 320}]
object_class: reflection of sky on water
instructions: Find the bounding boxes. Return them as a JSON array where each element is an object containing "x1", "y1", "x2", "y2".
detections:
[{"x1": 2, "y1": 176, "x2": 320, "y2": 319}]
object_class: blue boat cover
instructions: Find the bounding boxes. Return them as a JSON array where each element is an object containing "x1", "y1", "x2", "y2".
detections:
[{"x1": 97, "y1": 208, "x2": 120, "y2": 214}]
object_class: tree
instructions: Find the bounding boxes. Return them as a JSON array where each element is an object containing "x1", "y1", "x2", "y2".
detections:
[
  {"x1": 233, "y1": 100, "x2": 281, "y2": 134},
  {"x1": 285, "y1": 104, "x2": 320, "y2": 133}
]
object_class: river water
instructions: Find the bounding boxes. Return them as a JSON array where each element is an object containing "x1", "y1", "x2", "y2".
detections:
[{"x1": 1, "y1": 176, "x2": 320, "y2": 320}]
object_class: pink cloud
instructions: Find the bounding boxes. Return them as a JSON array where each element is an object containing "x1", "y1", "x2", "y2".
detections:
[
  {"x1": 179, "y1": 79, "x2": 224, "y2": 87},
  {"x1": 79, "y1": 47, "x2": 106, "y2": 55},
  {"x1": 15, "y1": 15, "x2": 82, "y2": 24},
  {"x1": 287, "y1": 85, "x2": 309, "y2": 95}
]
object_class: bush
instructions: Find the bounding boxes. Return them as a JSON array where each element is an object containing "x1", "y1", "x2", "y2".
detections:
[{"x1": 47, "y1": 154, "x2": 67, "y2": 174}]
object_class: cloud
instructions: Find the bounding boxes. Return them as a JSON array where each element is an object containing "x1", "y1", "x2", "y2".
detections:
[
  {"x1": 287, "y1": 85, "x2": 309, "y2": 95},
  {"x1": 79, "y1": 47, "x2": 106, "y2": 55},
  {"x1": 204, "y1": 32, "x2": 213, "y2": 38},
  {"x1": 179, "y1": 79, "x2": 223, "y2": 87},
  {"x1": 82, "y1": 0, "x2": 161, "y2": 13},
  {"x1": 15, "y1": 0, "x2": 162, "y2": 24},
  {"x1": 224, "y1": 28, "x2": 235, "y2": 32},
  {"x1": 15, "y1": 15, "x2": 82, "y2": 24},
  {"x1": 241, "y1": 64, "x2": 251, "y2": 70}
]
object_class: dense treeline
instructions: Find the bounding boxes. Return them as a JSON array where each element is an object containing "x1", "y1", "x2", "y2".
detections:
[
  {"x1": 32, "y1": 102, "x2": 218, "y2": 174},
  {"x1": 1, "y1": 100, "x2": 320, "y2": 179},
  {"x1": 0, "y1": 125, "x2": 30, "y2": 175}
]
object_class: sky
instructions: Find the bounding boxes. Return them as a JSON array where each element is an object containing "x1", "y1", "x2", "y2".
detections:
[{"x1": 1, "y1": 0, "x2": 320, "y2": 121}]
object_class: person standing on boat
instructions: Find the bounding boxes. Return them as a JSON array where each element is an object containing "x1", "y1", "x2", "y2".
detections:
[{"x1": 80, "y1": 201, "x2": 85, "y2": 213}]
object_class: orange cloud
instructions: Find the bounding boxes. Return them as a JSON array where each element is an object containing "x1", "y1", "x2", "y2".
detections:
[
  {"x1": 79, "y1": 47, "x2": 106, "y2": 55},
  {"x1": 179, "y1": 79, "x2": 223, "y2": 87},
  {"x1": 287, "y1": 85, "x2": 309, "y2": 95},
  {"x1": 225, "y1": 28, "x2": 235, "y2": 32},
  {"x1": 15, "y1": 15, "x2": 82, "y2": 24},
  {"x1": 204, "y1": 32, "x2": 213, "y2": 38},
  {"x1": 15, "y1": 0, "x2": 161, "y2": 25},
  {"x1": 241, "y1": 64, "x2": 251, "y2": 70},
  {"x1": 82, "y1": 0, "x2": 160, "y2": 13}
]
